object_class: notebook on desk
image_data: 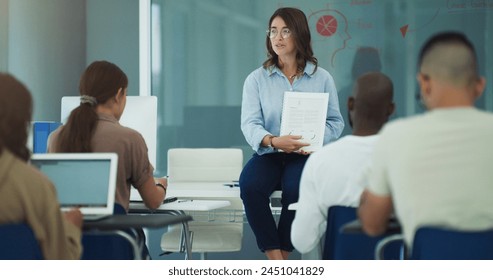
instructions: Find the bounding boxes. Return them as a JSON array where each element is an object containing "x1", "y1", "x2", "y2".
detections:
[{"x1": 30, "y1": 153, "x2": 118, "y2": 221}]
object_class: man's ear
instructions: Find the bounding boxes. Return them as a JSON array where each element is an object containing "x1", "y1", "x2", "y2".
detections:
[
  {"x1": 474, "y1": 76, "x2": 486, "y2": 99},
  {"x1": 387, "y1": 102, "x2": 395, "y2": 117},
  {"x1": 417, "y1": 73, "x2": 431, "y2": 101},
  {"x1": 347, "y1": 96, "x2": 355, "y2": 112},
  {"x1": 416, "y1": 73, "x2": 431, "y2": 95}
]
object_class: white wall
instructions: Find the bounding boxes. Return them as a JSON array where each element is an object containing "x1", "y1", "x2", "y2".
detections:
[
  {"x1": 7, "y1": 0, "x2": 86, "y2": 121},
  {"x1": 3, "y1": 0, "x2": 140, "y2": 121},
  {"x1": 86, "y1": 0, "x2": 140, "y2": 96},
  {"x1": 0, "y1": 0, "x2": 8, "y2": 71}
]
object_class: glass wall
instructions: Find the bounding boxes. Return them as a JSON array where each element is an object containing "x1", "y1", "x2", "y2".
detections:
[{"x1": 150, "y1": 0, "x2": 493, "y2": 175}]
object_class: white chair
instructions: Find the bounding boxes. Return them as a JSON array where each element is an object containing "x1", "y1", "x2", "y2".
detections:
[{"x1": 160, "y1": 148, "x2": 244, "y2": 259}]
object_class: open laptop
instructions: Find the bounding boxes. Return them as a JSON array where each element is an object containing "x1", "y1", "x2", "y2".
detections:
[{"x1": 30, "y1": 153, "x2": 118, "y2": 221}]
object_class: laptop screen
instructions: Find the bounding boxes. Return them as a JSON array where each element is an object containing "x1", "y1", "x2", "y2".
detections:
[{"x1": 30, "y1": 153, "x2": 118, "y2": 215}]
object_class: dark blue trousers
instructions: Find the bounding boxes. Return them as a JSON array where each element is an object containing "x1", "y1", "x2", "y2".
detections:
[{"x1": 239, "y1": 152, "x2": 308, "y2": 252}]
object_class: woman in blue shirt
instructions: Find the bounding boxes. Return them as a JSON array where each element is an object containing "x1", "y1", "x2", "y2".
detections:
[{"x1": 240, "y1": 7, "x2": 344, "y2": 260}]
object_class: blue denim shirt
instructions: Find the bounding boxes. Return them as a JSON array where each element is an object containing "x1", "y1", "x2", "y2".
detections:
[{"x1": 241, "y1": 62, "x2": 344, "y2": 155}]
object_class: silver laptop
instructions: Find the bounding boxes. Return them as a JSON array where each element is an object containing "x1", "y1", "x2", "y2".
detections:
[{"x1": 30, "y1": 153, "x2": 118, "y2": 221}]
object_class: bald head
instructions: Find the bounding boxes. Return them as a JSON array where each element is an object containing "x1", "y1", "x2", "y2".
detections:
[
  {"x1": 348, "y1": 72, "x2": 394, "y2": 135},
  {"x1": 419, "y1": 32, "x2": 478, "y2": 87}
]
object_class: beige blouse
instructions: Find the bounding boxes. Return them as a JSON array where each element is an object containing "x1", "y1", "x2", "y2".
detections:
[{"x1": 0, "y1": 149, "x2": 82, "y2": 259}]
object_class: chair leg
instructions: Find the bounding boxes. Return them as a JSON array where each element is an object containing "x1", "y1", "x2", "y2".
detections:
[
  {"x1": 375, "y1": 234, "x2": 404, "y2": 260},
  {"x1": 200, "y1": 252, "x2": 207, "y2": 260}
]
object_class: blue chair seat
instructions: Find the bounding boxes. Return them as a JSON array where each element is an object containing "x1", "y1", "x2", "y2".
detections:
[
  {"x1": 82, "y1": 203, "x2": 139, "y2": 260},
  {"x1": 411, "y1": 227, "x2": 493, "y2": 260},
  {"x1": 0, "y1": 223, "x2": 43, "y2": 260},
  {"x1": 323, "y1": 206, "x2": 403, "y2": 260}
]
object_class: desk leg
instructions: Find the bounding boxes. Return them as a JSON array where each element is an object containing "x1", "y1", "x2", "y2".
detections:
[
  {"x1": 115, "y1": 230, "x2": 143, "y2": 260},
  {"x1": 181, "y1": 220, "x2": 192, "y2": 260},
  {"x1": 167, "y1": 210, "x2": 193, "y2": 260}
]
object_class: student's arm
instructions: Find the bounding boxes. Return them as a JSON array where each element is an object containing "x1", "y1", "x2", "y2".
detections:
[
  {"x1": 33, "y1": 179, "x2": 82, "y2": 259},
  {"x1": 358, "y1": 189, "x2": 393, "y2": 236},
  {"x1": 138, "y1": 176, "x2": 166, "y2": 210},
  {"x1": 63, "y1": 209, "x2": 83, "y2": 229},
  {"x1": 358, "y1": 124, "x2": 395, "y2": 236}
]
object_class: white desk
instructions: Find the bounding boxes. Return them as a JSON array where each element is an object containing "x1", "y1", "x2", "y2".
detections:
[
  {"x1": 130, "y1": 182, "x2": 239, "y2": 200},
  {"x1": 130, "y1": 182, "x2": 283, "y2": 218},
  {"x1": 129, "y1": 188, "x2": 234, "y2": 260},
  {"x1": 129, "y1": 200, "x2": 231, "y2": 212},
  {"x1": 83, "y1": 214, "x2": 192, "y2": 260},
  {"x1": 129, "y1": 182, "x2": 282, "y2": 259},
  {"x1": 130, "y1": 182, "x2": 282, "y2": 201},
  {"x1": 128, "y1": 199, "x2": 231, "y2": 260}
]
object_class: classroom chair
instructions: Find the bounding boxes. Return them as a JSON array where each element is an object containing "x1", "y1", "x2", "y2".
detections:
[
  {"x1": 323, "y1": 206, "x2": 403, "y2": 260},
  {"x1": 410, "y1": 226, "x2": 493, "y2": 260},
  {"x1": 81, "y1": 203, "x2": 147, "y2": 260},
  {"x1": 160, "y1": 148, "x2": 244, "y2": 260},
  {"x1": 0, "y1": 223, "x2": 43, "y2": 260}
]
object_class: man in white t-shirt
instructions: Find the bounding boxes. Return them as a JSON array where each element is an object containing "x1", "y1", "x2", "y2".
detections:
[
  {"x1": 291, "y1": 72, "x2": 395, "y2": 254},
  {"x1": 358, "y1": 32, "x2": 493, "y2": 249}
]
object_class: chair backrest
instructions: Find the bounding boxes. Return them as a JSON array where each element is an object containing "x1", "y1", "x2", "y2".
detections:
[
  {"x1": 411, "y1": 227, "x2": 493, "y2": 260},
  {"x1": 81, "y1": 203, "x2": 138, "y2": 260},
  {"x1": 81, "y1": 233, "x2": 136, "y2": 260},
  {"x1": 323, "y1": 206, "x2": 402, "y2": 260},
  {"x1": 163, "y1": 148, "x2": 244, "y2": 258},
  {"x1": 167, "y1": 148, "x2": 243, "y2": 182},
  {"x1": 0, "y1": 223, "x2": 43, "y2": 260}
]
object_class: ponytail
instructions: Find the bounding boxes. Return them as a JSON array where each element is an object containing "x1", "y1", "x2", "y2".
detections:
[
  {"x1": 52, "y1": 60, "x2": 128, "y2": 153},
  {"x1": 56, "y1": 103, "x2": 98, "y2": 152}
]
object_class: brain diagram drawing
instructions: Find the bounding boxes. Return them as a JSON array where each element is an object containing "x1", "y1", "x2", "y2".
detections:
[{"x1": 308, "y1": 8, "x2": 351, "y2": 68}]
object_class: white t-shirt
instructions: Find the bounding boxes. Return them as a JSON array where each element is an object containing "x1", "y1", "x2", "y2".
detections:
[
  {"x1": 291, "y1": 135, "x2": 379, "y2": 254},
  {"x1": 369, "y1": 107, "x2": 493, "y2": 247}
]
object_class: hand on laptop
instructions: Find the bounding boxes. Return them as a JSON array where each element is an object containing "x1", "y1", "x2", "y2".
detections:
[{"x1": 64, "y1": 208, "x2": 83, "y2": 229}]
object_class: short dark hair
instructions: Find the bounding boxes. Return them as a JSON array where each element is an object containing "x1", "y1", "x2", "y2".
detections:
[
  {"x1": 418, "y1": 31, "x2": 479, "y2": 87},
  {"x1": 418, "y1": 31, "x2": 477, "y2": 69}
]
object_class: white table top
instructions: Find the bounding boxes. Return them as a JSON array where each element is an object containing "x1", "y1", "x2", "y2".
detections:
[
  {"x1": 130, "y1": 182, "x2": 240, "y2": 201},
  {"x1": 129, "y1": 199, "x2": 231, "y2": 211},
  {"x1": 130, "y1": 182, "x2": 282, "y2": 201}
]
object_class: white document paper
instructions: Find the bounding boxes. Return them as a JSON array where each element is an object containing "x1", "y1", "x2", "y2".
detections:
[{"x1": 280, "y1": 91, "x2": 329, "y2": 152}]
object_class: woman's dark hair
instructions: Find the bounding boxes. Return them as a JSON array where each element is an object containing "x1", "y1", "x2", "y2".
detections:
[
  {"x1": 0, "y1": 73, "x2": 33, "y2": 162},
  {"x1": 56, "y1": 61, "x2": 128, "y2": 152},
  {"x1": 263, "y1": 7, "x2": 318, "y2": 74}
]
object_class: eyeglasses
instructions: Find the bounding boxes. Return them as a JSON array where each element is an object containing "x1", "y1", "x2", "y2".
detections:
[{"x1": 266, "y1": 28, "x2": 291, "y2": 39}]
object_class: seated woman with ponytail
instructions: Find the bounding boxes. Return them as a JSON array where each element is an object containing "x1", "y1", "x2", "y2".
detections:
[{"x1": 48, "y1": 60, "x2": 167, "y2": 212}]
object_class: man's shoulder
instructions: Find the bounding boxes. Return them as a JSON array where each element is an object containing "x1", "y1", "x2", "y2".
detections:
[
  {"x1": 470, "y1": 108, "x2": 493, "y2": 120},
  {"x1": 313, "y1": 135, "x2": 361, "y2": 157},
  {"x1": 380, "y1": 115, "x2": 424, "y2": 134}
]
